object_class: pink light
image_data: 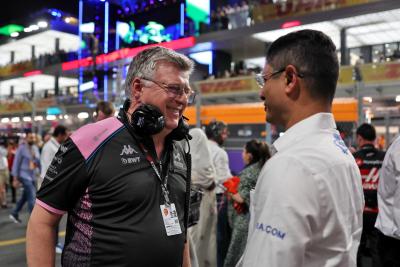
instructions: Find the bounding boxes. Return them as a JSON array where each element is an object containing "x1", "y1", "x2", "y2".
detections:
[
  {"x1": 23, "y1": 70, "x2": 43, "y2": 77},
  {"x1": 62, "y1": 37, "x2": 196, "y2": 71},
  {"x1": 281, "y1": 21, "x2": 301, "y2": 29}
]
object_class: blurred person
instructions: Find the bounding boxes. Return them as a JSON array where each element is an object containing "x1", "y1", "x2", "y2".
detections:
[
  {"x1": 0, "y1": 141, "x2": 9, "y2": 208},
  {"x1": 42, "y1": 132, "x2": 52, "y2": 144},
  {"x1": 240, "y1": 29, "x2": 364, "y2": 267},
  {"x1": 7, "y1": 140, "x2": 17, "y2": 203},
  {"x1": 34, "y1": 132, "x2": 44, "y2": 151},
  {"x1": 10, "y1": 132, "x2": 41, "y2": 223},
  {"x1": 188, "y1": 128, "x2": 218, "y2": 267},
  {"x1": 224, "y1": 140, "x2": 270, "y2": 267},
  {"x1": 374, "y1": 135, "x2": 400, "y2": 267},
  {"x1": 95, "y1": 100, "x2": 115, "y2": 121},
  {"x1": 353, "y1": 123, "x2": 385, "y2": 267},
  {"x1": 39, "y1": 125, "x2": 69, "y2": 189},
  {"x1": 39, "y1": 125, "x2": 69, "y2": 254},
  {"x1": 205, "y1": 120, "x2": 232, "y2": 267},
  {"x1": 27, "y1": 46, "x2": 195, "y2": 266}
]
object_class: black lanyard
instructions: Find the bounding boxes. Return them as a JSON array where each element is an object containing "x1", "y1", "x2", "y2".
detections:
[{"x1": 139, "y1": 143, "x2": 171, "y2": 206}]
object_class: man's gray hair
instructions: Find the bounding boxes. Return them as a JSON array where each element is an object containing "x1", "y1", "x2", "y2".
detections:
[{"x1": 124, "y1": 46, "x2": 194, "y2": 98}]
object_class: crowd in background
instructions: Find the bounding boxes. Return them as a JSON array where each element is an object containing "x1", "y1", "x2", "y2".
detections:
[{"x1": 1, "y1": 101, "x2": 399, "y2": 266}]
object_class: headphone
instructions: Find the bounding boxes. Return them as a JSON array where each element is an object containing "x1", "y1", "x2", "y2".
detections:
[
  {"x1": 205, "y1": 121, "x2": 227, "y2": 145},
  {"x1": 118, "y1": 99, "x2": 191, "y2": 141}
]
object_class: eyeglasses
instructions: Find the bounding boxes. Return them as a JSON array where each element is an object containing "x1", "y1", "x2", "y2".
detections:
[
  {"x1": 255, "y1": 67, "x2": 305, "y2": 88},
  {"x1": 141, "y1": 77, "x2": 196, "y2": 104},
  {"x1": 255, "y1": 68, "x2": 285, "y2": 88}
]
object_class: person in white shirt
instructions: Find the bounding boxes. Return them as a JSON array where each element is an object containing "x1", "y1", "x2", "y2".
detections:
[
  {"x1": 375, "y1": 135, "x2": 400, "y2": 267},
  {"x1": 240, "y1": 29, "x2": 364, "y2": 267},
  {"x1": 39, "y1": 125, "x2": 69, "y2": 189},
  {"x1": 0, "y1": 142, "x2": 9, "y2": 208},
  {"x1": 39, "y1": 125, "x2": 69, "y2": 254},
  {"x1": 205, "y1": 121, "x2": 232, "y2": 267},
  {"x1": 188, "y1": 128, "x2": 217, "y2": 267}
]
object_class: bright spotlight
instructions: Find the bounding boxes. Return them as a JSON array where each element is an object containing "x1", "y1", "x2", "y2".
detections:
[
  {"x1": 37, "y1": 21, "x2": 48, "y2": 28},
  {"x1": 78, "y1": 112, "x2": 89, "y2": 119}
]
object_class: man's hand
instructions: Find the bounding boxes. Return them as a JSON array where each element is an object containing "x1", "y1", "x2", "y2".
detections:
[
  {"x1": 12, "y1": 177, "x2": 20, "y2": 188},
  {"x1": 182, "y1": 241, "x2": 191, "y2": 267}
]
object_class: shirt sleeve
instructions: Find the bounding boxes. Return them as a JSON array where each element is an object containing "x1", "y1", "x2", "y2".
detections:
[
  {"x1": 40, "y1": 144, "x2": 53, "y2": 179},
  {"x1": 214, "y1": 149, "x2": 232, "y2": 186},
  {"x1": 11, "y1": 147, "x2": 23, "y2": 177},
  {"x1": 379, "y1": 140, "x2": 400, "y2": 201},
  {"x1": 36, "y1": 138, "x2": 90, "y2": 214},
  {"x1": 379, "y1": 138, "x2": 400, "y2": 231},
  {"x1": 243, "y1": 157, "x2": 320, "y2": 267},
  {"x1": 237, "y1": 165, "x2": 258, "y2": 205}
]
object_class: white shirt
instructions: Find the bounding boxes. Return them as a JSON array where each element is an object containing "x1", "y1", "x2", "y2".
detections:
[
  {"x1": 40, "y1": 137, "x2": 60, "y2": 180},
  {"x1": 0, "y1": 146, "x2": 8, "y2": 170},
  {"x1": 375, "y1": 135, "x2": 400, "y2": 240},
  {"x1": 207, "y1": 140, "x2": 232, "y2": 194},
  {"x1": 189, "y1": 128, "x2": 216, "y2": 189},
  {"x1": 241, "y1": 113, "x2": 364, "y2": 267}
]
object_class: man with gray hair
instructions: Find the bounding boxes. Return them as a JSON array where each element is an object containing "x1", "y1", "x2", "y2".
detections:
[{"x1": 27, "y1": 46, "x2": 195, "y2": 267}]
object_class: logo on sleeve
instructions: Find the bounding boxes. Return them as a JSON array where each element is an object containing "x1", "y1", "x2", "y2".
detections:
[
  {"x1": 60, "y1": 145, "x2": 68, "y2": 153},
  {"x1": 173, "y1": 152, "x2": 185, "y2": 169},
  {"x1": 333, "y1": 133, "x2": 349, "y2": 154}
]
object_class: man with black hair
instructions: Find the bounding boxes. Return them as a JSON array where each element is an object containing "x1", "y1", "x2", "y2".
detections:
[
  {"x1": 27, "y1": 46, "x2": 195, "y2": 267},
  {"x1": 353, "y1": 123, "x2": 384, "y2": 267},
  {"x1": 241, "y1": 30, "x2": 364, "y2": 266},
  {"x1": 205, "y1": 120, "x2": 232, "y2": 267}
]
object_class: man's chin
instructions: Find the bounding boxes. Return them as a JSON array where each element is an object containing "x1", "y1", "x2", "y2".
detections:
[{"x1": 165, "y1": 121, "x2": 179, "y2": 131}]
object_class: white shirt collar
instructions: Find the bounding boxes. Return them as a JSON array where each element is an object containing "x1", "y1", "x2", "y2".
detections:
[
  {"x1": 50, "y1": 137, "x2": 60, "y2": 147},
  {"x1": 272, "y1": 113, "x2": 336, "y2": 154}
]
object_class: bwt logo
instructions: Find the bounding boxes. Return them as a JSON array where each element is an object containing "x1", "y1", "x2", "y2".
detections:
[{"x1": 255, "y1": 222, "x2": 286, "y2": 240}]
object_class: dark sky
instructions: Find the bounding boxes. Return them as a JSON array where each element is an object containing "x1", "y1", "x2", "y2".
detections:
[{"x1": 0, "y1": 1, "x2": 78, "y2": 25}]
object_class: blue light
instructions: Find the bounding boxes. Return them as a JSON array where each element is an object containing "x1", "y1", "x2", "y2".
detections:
[
  {"x1": 180, "y1": 3, "x2": 184, "y2": 37},
  {"x1": 104, "y1": 68, "x2": 108, "y2": 101},
  {"x1": 115, "y1": 22, "x2": 121, "y2": 50},
  {"x1": 51, "y1": 11, "x2": 58, "y2": 16},
  {"x1": 104, "y1": 1, "x2": 109, "y2": 53},
  {"x1": 46, "y1": 107, "x2": 62, "y2": 115},
  {"x1": 78, "y1": 0, "x2": 83, "y2": 103}
]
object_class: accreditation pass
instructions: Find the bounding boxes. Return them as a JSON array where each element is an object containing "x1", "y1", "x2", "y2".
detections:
[{"x1": 160, "y1": 203, "x2": 182, "y2": 236}]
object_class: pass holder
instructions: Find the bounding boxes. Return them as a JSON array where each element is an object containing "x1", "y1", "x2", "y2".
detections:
[
  {"x1": 160, "y1": 203, "x2": 182, "y2": 236},
  {"x1": 139, "y1": 144, "x2": 181, "y2": 236}
]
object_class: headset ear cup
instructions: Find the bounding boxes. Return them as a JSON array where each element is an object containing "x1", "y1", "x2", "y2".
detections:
[
  {"x1": 169, "y1": 116, "x2": 190, "y2": 141},
  {"x1": 131, "y1": 104, "x2": 165, "y2": 135}
]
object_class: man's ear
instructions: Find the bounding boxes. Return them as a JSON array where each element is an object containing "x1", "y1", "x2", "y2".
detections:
[
  {"x1": 132, "y1": 78, "x2": 142, "y2": 101},
  {"x1": 284, "y1": 65, "x2": 300, "y2": 98}
]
